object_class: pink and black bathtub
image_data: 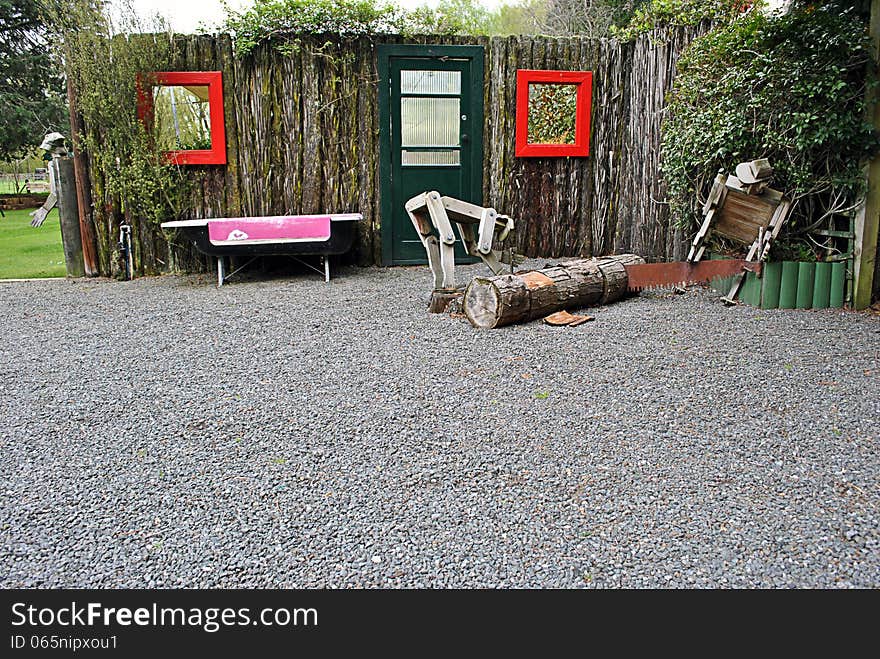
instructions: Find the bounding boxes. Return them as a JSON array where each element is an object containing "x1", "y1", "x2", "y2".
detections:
[{"x1": 161, "y1": 213, "x2": 363, "y2": 285}]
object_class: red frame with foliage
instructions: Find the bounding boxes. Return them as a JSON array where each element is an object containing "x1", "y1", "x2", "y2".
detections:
[
  {"x1": 515, "y1": 69, "x2": 592, "y2": 157},
  {"x1": 136, "y1": 71, "x2": 227, "y2": 165}
]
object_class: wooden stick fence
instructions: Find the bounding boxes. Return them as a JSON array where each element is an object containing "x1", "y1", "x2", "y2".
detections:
[{"x1": 74, "y1": 28, "x2": 710, "y2": 276}]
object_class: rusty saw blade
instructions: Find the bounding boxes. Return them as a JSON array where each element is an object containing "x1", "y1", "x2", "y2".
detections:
[{"x1": 624, "y1": 260, "x2": 762, "y2": 291}]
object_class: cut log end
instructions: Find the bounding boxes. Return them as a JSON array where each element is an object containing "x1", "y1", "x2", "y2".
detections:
[{"x1": 463, "y1": 278, "x2": 501, "y2": 328}]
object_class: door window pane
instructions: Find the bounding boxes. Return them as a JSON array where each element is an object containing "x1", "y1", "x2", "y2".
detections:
[
  {"x1": 401, "y1": 70, "x2": 461, "y2": 95},
  {"x1": 401, "y1": 150, "x2": 460, "y2": 166},
  {"x1": 401, "y1": 97, "x2": 460, "y2": 147}
]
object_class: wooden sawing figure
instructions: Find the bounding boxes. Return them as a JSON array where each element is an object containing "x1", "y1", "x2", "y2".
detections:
[{"x1": 405, "y1": 191, "x2": 516, "y2": 293}]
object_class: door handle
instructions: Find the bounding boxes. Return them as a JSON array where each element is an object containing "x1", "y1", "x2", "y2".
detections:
[{"x1": 461, "y1": 134, "x2": 470, "y2": 144}]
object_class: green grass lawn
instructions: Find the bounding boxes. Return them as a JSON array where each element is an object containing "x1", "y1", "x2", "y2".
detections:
[{"x1": 0, "y1": 207, "x2": 66, "y2": 279}]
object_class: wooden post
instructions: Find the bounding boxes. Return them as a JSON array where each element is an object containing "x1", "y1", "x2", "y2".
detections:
[
  {"x1": 463, "y1": 254, "x2": 645, "y2": 328},
  {"x1": 53, "y1": 157, "x2": 86, "y2": 277},
  {"x1": 428, "y1": 290, "x2": 464, "y2": 314},
  {"x1": 854, "y1": 0, "x2": 880, "y2": 309},
  {"x1": 66, "y1": 70, "x2": 99, "y2": 275}
]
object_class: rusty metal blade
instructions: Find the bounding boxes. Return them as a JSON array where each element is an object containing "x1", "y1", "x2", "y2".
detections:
[{"x1": 624, "y1": 260, "x2": 762, "y2": 291}]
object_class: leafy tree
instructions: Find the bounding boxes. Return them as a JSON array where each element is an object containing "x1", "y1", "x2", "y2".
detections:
[
  {"x1": 0, "y1": 0, "x2": 67, "y2": 160},
  {"x1": 612, "y1": 0, "x2": 753, "y2": 39},
  {"x1": 487, "y1": 0, "x2": 549, "y2": 35},
  {"x1": 537, "y1": 0, "x2": 649, "y2": 37},
  {"x1": 221, "y1": 0, "x2": 410, "y2": 55},
  {"x1": 405, "y1": 0, "x2": 493, "y2": 35}
]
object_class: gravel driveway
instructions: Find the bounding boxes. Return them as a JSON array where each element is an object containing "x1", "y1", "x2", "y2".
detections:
[{"x1": 1, "y1": 261, "x2": 878, "y2": 588}]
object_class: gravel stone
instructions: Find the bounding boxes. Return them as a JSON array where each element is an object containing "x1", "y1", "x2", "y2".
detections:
[{"x1": 0, "y1": 260, "x2": 878, "y2": 588}]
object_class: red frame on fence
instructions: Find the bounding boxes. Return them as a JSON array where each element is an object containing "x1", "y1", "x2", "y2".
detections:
[
  {"x1": 136, "y1": 71, "x2": 227, "y2": 165},
  {"x1": 515, "y1": 69, "x2": 592, "y2": 158}
]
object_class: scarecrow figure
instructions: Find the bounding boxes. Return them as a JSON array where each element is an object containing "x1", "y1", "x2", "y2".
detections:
[{"x1": 29, "y1": 132, "x2": 68, "y2": 228}]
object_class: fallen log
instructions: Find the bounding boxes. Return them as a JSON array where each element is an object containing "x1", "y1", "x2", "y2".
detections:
[{"x1": 463, "y1": 254, "x2": 645, "y2": 329}]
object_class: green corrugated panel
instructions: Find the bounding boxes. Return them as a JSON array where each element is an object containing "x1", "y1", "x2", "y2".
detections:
[
  {"x1": 830, "y1": 261, "x2": 846, "y2": 308},
  {"x1": 761, "y1": 262, "x2": 782, "y2": 309},
  {"x1": 796, "y1": 262, "x2": 815, "y2": 309},
  {"x1": 708, "y1": 254, "x2": 730, "y2": 294},
  {"x1": 713, "y1": 275, "x2": 735, "y2": 295},
  {"x1": 812, "y1": 262, "x2": 832, "y2": 308},
  {"x1": 778, "y1": 261, "x2": 799, "y2": 309},
  {"x1": 739, "y1": 271, "x2": 761, "y2": 306}
]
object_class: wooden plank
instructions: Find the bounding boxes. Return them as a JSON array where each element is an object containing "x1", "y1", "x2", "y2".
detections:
[
  {"x1": 279, "y1": 45, "x2": 303, "y2": 214},
  {"x1": 505, "y1": 35, "x2": 522, "y2": 254},
  {"x1": 356, "y1": 36, "x2": 378, "y2": 265},
  {"x1": 713, "y1": 189, "x2": 778, "y2": 243},
  {"x1": 217, "y1": 34, "x2": 241, "y2": 217}
]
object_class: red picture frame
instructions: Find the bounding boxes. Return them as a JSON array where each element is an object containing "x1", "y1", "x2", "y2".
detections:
[
  {"x1": 515, "y1": 69, "x2": 592, "y2": 158},
  {"x1": 137, "y1": 71, "x2": 227, "y2": 165}
]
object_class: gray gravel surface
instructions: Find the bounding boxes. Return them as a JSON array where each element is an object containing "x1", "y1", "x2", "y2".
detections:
[{"x1": 1, "y1": 261, "x2": 878, "y2": 588}]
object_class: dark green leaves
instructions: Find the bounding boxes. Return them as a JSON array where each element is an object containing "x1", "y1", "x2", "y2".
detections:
[{"x1": 661, "y1": 6, "x2": 879, "y2": 236}]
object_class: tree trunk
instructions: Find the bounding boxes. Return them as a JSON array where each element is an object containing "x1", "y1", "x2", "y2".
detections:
[{"x1": 463, "y1": 253, "x2": 645, "y2": 328}]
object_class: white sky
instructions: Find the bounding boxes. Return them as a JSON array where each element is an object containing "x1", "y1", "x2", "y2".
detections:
[{"x1": 121, "y1": 0, "x2": 503, "y2": 34}]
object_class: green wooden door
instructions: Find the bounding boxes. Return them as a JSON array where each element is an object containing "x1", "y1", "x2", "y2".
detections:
[{"x1": 378, "y1": 45, "x2": 484, "y2": 265}]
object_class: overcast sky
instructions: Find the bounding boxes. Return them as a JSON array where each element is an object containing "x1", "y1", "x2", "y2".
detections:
[{"x1": 120, "y1": 0, "x2": 503, "y2": 34}]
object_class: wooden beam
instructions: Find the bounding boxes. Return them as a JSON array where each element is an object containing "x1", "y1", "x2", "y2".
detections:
[
  {"x1": 53, "y1": 157, "x2": 85, "y2": 277},
  {"x1": 854, "y1": 0, "x2": 880, "y2": 309},
  {"x1": 66, "y1": 75, "x2": 99, "y2": 276}
]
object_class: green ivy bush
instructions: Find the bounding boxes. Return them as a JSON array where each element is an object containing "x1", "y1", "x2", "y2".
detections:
[
  {"x1": 661, "y1": 5, "x2": 879, "y2": 244},
  {"x1": 61, "y1": 27, "x2": 185, "y2": 227}
]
